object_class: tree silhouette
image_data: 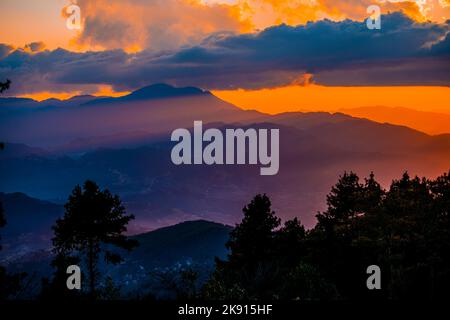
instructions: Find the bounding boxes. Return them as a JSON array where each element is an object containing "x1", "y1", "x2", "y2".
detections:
[
  {"x1": 0, "y1": 79, "x2": 9, "y2": 150},
  {"x1": 311, "y1": 171, "x2": 384, "y2": 299},
  {"x1": 0, "y1": 78, "x2": 9, "y2": 240},
  {"x1": 315, "y1": 171, "x2": 364, "y2": 239},
  {"x1": 52, "y1": 180, "x2": 138, "y2": 298},
  {"x1": 205, "y1": 170, "x2": 450, "y2": 301},
  {"x1": 428, "y1": 171, "x2": 450, "y2": 298},
  {"x1": 205, "y1": 194, "x2": 280, "y2": 299},
  {"x1": 226, "y1": 194, "x2": 280, "y2": 268},
  {"x1": 39, "y1": 254, "x2": 81, "y2": 300},
  {"x1": 0, "y1": 79, "x2": 10, "y2": 94}
]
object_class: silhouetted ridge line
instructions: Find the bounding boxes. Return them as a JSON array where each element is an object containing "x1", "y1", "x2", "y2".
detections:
[{"x1": 84, "y1": 83, "x2": 210, "y2": 105}]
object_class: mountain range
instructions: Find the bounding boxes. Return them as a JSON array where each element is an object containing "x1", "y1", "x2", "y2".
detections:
[
  {"x1": 0, "y1": 83, "x2": 262, "y2": 149},
  {"x1": 340, "y1": 106, "x2": 450, "y2": 135},
  {"x1": 0, "y1": 83, "x2": 449, "y2": 261}
]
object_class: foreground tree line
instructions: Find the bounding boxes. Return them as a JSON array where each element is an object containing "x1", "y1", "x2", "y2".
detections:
[
  {"x1": 1, "y1": 169, "x2": 448, "y2": 300},
  {"x1": 204, "y1": 171, "x2": 450, "y2": 300}
]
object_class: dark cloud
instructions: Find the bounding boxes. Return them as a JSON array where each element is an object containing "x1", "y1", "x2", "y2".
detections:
[
  {"x1": 24, "y1": 42, "x2": 46, "y2": 53},
  {"x1": 0, "y1": 44, "x2": 14, "y2": 60},
  {"x1": 0, "y1": 13, "x2": 449, "y2": 95}
]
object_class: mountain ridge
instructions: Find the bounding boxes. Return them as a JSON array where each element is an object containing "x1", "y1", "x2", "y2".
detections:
[{"x1": 340, "y1": 106, "x2": 450, "y2": 135}]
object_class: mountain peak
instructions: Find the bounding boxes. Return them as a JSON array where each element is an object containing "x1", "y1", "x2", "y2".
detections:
[
  {"x1": 67, "y1": 94, "x2": 96, "y2": 101},
  {"x1": 41, "y1": 98, "x2": 61, "y2": 103},
  {"x1": 125, "y1": 83, "x2": 209, "y2": 100},
  {"x1": 82, "y1": 83, "x2": 212, "y2": 106}
]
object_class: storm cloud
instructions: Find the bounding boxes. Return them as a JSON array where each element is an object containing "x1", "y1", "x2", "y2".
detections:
[{"x1": 0, "y1": 13, "x2": 449, "y2": 95}]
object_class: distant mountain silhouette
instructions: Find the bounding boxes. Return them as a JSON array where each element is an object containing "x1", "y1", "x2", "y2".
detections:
[
  {"x1": 0, "y1": 192, "x2": 62, "y2": 236},
  {"x1": 340, "y1": 106, "x2": 450, "y2": 135},
  {"x1": 87, "y1": 83, "x2": 209, "y2": 105},
  {"x1": 268, "y1": 111, "x2": 352, "y2": 129},
  {"x1": 0, "y1": 192, "x2": 63, "y2": 260},
  {"x1": 129, "y1": 220, "x2": 231, "y2": 267},
  {"x1": 1, "y1": 83, "x2": 449, "y2": 232},
  {"x1": 0, "y1": 97, "x2": 36, "y2": 105},
  {"x1": 255, "y1": 111, "x2": 450, "y2": 156},
  {"x1": 67, "y1": 94, "x2": 97, "y2": 101},
  {"x1": 0, "y1": 97, "x2": 37, "y2": 111},
  {"x1": 0, "y1": 83, "x2": 262, "y2": 148},
  {"x1": 0, "y1": 142, "x2": 49, "y2": 159},
  {"x1": 1, "y1": 121, "x2": 449, "y2": 232},
  {"x1": 3, "y1": 219, "x2": 232, "y2": 297}
]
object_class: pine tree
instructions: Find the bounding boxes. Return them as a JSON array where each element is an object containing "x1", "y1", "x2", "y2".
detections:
[
  {"x1": 226, "y1": 194, "x2": 280, "y2": 266},
  {"x1": 52, "y1": 180, "x2": 138, "y2": 298},
  {"x1": 428, "y1": 171, "x2": 450, "y2": 298},
  {"x1": 0, "y1": 79, "x2": 8, "y2": 152},
  {"x1": 316, "y1": 171, "x2": 364, "y2": 240},
  {"x1": 312, "y1": 172, "x2": 373, "y2": 298},
  {"x1": 206, "y1": 194, "x2": 280, "y2": 299}
]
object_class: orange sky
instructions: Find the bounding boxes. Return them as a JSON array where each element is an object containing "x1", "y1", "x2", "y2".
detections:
[
  {"x1": 212, "y1": 85, "x2": 450, "y2": 114},
  {"x1": 22, "y1": 85, "x2": 450, "y2": 117},
  {"x1": 0, "y1": 0, "x2": 73, "y2": 50},
  {"x1": 20, "y1": 85, "x2": 131, "y2": 101},
  {"x1": 213, "y1": 84, "x2": 450, "y2": 134}
]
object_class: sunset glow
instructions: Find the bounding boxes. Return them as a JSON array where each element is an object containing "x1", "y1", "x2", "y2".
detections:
[
  {"x1": 1, "y1": 0, "x2": 449, "y2": 134},
  {"x1": 20, "y1": 85, "x2": 131, "y2": 102},
  {"x1": 213, "y1": 85, "x2": 450, "y2": 114},
  {"x1": 1, "y1": 1, "x2": 450, "y2": 304}
]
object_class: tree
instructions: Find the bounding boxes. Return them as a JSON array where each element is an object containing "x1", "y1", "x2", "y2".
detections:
[
  {"x1": 205, "y1": 194, "x2": 281, "y2": 299},
  {"x1": 311, "y1": 172, "x2": 386, "y2": 299},
  {"x1": 39, "y1": 254, "x2": 81, "y2": 300},
  {"x1": 205, "y1": 170, "x2": 450, "y2": 301},
  {"x1": 204, "y1": 194, "x2": 338, "y2": 300},
  {"x1": 226, "y1": 194, "x2": 281, "y2": 268},
  {"x1": 0, "y1": 79, "x2": 9, "y2": 151},
  {"x1": 0, "y1": 79, "x2": 10, "y2": 94},
  {"x1": 380, "y1": 173, "x2": 430, "y2": 297},
  {"x1": 315, "y1": 171, "x2": 364, "y2": 239},
  {"x1": 153, "y1": 267, "x2": 200, "y2": 300},
  {"x1": 52, "y1": 180, "x2": 138, "y2": 298},
  {"x1": 276, "y1": 217, "x2": 306, "y2": 265},
  {"x1": 0, "y1": 79, "x2": 9, "y2": 150},
  {"x1": 428, "y1": 171, "x2": 450, "y2": 298}
]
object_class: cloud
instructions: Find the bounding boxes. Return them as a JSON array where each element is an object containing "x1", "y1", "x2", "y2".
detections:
[
  {"x1": 0, "y1": 13, "x2": 449, "y2": 95},
  {"x1": 0, "y1": 44, "x2": 14, "y2": 60},
  {"x1": 64, "y1": 0, "x2": 450, "y2": 52},
  {"x1": 70, "y1": 0, "x2": 249, "y2": 52},
  {"x1": 23, "y1": 42, "x2": 46, "y2": 53}
]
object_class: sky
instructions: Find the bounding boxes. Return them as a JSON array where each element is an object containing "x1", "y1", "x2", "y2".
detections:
[
  {"x1": 213, "y1": 85, "x2": 450, "y2": 114},
  {"x1": 0, "y1": 0, "x2": 449, "y2": 115}
]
